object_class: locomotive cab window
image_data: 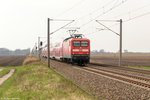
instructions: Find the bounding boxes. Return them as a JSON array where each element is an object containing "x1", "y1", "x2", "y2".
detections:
[
  {"x1": 73, "y1": 41, "x2": 80, "y2": 47},
  {"x1": 81, "y1": 41, "x2": 88, "y2": 46}
]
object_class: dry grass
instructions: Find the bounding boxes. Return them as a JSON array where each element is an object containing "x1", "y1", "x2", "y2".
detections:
[
  {"x1": 0, "y1": 58, "x2": 95, "y2": 100},
  {"x1": 23, "y1": 55, "x2": 40, "y2": 65}
]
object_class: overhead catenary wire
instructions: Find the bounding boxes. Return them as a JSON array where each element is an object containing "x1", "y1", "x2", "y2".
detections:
[
  {"x1": 77, "y1": 0, "x2": 127, "y2": 35},
  {"x1": 55, "y1": 0, "x2": 119, "y2": 25},
  {"x1": 83, "y1": 22, "x2": 120, "y2": 36},
  {"x1": 95, "y1": 20, "x2": 120, "y2": 36},
  {"x1": 124, "y1": 11, "x2": 150, "y2": 22},
  {"x1": 50, "y1": 20, "x2": 75, "y2": 35},
  {"x1": 108, "y1": 3, "x2": 150, "y2": 20},
  {"x1": 80, "y1": 17, "x2": 120, "y2": 35},
  {"x1": 52, "y1": 0, "x2": 149, "y2": 36},
  {"x1": 79, "y1": 0, "x2": 127, "y2": 28},
  {"x1": 50, "y1": 0, "x2": 126, "y2": 37},
  {"x1": 71, "y1": 0, "x2": 119, "y2": 27},
  {"x1": 81, "y1": 0, "x2": 150, "y2": 33},
  {"x1": 55, "y1": 0, "x2": 86, "y2": 18},
  {"x1": 49, "y1": 0, "x2": 149, "y2": 39},
  {"x1": 56, "y1": 0, "x2": 115, "y2": 22},
  {"x1": 72, "y1": 0, "x2": 116, "y2": 23}
]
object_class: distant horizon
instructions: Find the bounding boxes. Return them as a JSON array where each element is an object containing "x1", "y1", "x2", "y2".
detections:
[
  {"x1": 0, "y1": 48, "x2": 30, "y2": 55},
  {"x1": 91, "y1": 50, "x2": 150, "y2": 53},
  {"x1": 0, "y1": 47, "x2": 31, "y2": 51},
  {"x1": 1, "y1": 47, "x2": 149, "y2": 54}
]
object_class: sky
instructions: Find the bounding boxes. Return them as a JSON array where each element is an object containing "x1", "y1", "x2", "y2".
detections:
[{"x1": 0, "y1": 0, "x2": 150, "y2": 52}]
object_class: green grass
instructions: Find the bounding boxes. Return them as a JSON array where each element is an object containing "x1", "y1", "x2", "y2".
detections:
[
  {"x1": 129, "y1": 66, "x2": 150, "y2": 70},
  {"x1": 0, "y1": 69, "x2": 10, "y2": 78},
  {"x1": 0, "y1": 62, "x2": 95, "y2": 100}
]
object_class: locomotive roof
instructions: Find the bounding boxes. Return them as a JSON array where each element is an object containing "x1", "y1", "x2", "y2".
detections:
[{"x1": 63, "y1": 37, "x2": 89, "y2": 42}]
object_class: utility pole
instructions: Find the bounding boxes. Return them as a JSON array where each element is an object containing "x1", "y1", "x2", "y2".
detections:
[
  {"x1": 96, "y1": 19, "x2": 123, "y2": 67},
  {"x1": 34, "y1": 43, "x2": 38, "y2": 57},
  {"x1": 38, "y1": 36, "x2": 40, "y2": 59},
  {"x1": 47, "y1": 18, "x2": 50, "y2": 67},
  {"x1": 119, "y1": 19, "x2": 122, "y2": 67},
  {"x1": 47, "y1": 18, "x2": 74, "y2": 68}
]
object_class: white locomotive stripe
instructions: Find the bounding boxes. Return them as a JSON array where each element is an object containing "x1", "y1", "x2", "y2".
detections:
[
  {"x1": 82, "y1": 49, "x2": 89, "y2": 52},
  {"x1": 73, "y1": 49, "x2": 79, "y2": 51}
]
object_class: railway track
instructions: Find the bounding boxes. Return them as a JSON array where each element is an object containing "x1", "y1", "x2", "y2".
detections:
[
  {"x1": 49, "y1": 59, "x2": 150, "y2": 89},
  {"x1": 75, "y1": 66, "x2": 150, "y2": 89},
  {"x1": 47, "y1": 59, "x2": 150, "y2": 99},
  {"x1": 89, "y1": 62, "x2": 150, "y2": 75},
  {"x1": 88, "y1": 66, "x2": 150, "y2": 82}
]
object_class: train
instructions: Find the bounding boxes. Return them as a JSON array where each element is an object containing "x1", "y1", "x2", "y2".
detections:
[{"x1": 41, "y1": 34, "x2": 90, "y2": 65}]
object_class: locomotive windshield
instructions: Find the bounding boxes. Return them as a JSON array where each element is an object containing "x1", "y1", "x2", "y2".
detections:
[
  {"x1": 73, "y1": 41, "x2": 88, "y2": 47},
  {"x1": 81, "y1": 41, "x2": 88, "y2": 46},
  {"x1": 73, "y1": 41, "x2": 80, "y2": 46}
]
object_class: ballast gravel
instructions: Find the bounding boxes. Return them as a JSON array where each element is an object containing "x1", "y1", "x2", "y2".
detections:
[{"x1": 50, "y1": 60, "x2": 150, "y2": 100}]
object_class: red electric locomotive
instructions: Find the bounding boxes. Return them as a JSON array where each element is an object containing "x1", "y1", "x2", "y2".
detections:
[
  {"x1": 42, "y1": 34, "x2": 90, "y2": 65},
  {"x1": 62, "y1": 34, "x2": 90, "y2": 65}
]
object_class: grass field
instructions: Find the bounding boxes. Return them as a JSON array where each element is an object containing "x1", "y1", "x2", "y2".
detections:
[
  {"x1": 0, "y1": 69, "x2": 10, "y2": 78},
  {"x1": 129, "y1": 66, "x2": 150, "y2": 70},
  {"x1": 0, "y1": 56, "x2": 95, "y2": 100}
]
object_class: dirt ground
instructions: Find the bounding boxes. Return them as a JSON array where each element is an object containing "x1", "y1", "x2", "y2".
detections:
[
  {"x1": 91, "y1": 53, "x2": 150, "y2": 67},
  {"x1": 1, "y1": 54, "x2": 148, "y2": 67},
  {"x1": 0, "y1": 55, "x2": 25, "y2": 66}
]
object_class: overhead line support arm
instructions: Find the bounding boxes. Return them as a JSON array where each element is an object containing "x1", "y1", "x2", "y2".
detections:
[{"x1": 96, "y1": 20, "x2": 120, "y2": 36}]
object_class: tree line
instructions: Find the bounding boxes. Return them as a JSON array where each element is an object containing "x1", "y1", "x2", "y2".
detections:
[{"x1": 0, "y1": 48, "x2": 30, "y2": 55}]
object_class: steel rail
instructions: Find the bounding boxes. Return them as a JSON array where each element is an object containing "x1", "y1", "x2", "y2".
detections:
[
  {"x1": 89, "y1": 62, "x2": 150, "y2": 75},
  {"x1": 82, "y1": 67, "x2": 150, "y2": 89},
  {"x1": 88, "y1": 66, "x2": 150, "y2": 82},
  {"x1": 48, "y1": 59, "x2": 150, "y2": 88}
]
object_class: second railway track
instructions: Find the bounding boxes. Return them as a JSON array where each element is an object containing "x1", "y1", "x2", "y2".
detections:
[
  {"x1": 48, "y1": 59, "x2": 150, "y2": 99},
  {"x1": 90, "y1": 62, "x2": 150, "y2": 75},
  {"x1": 76, "y1": 66, "x2": 150, "y2": 89},
  {"x1": 86, "y1": 66, "x2": 150, "y2": 82},
  {"x1": 50, "y1": 59, "x2": 150, "y2": 89}
]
